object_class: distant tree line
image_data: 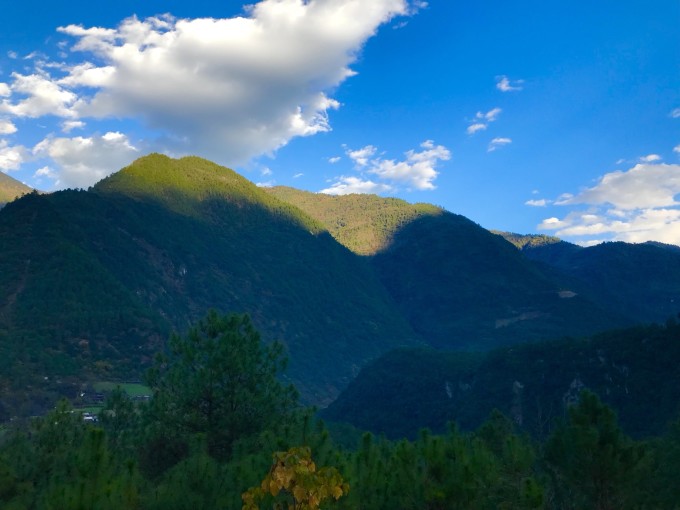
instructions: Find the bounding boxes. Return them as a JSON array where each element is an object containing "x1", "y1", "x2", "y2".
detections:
[{"x1": 1, "y1": 310, "x2": 679, "y2": 509}]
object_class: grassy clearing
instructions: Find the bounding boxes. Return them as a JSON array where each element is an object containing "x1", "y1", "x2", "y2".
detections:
[{"x1": 93, "y1": 381, "x2": 151, "y2": 397}]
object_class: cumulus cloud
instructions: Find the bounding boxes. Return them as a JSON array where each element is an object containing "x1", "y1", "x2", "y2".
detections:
[
  {"x1": 0, "y1": 141, "x2": 27, "y2": 171},
  {"x1": 0, "y1": 72, "x2": 79, "y2": 118},
  {"x1": 496, "y1": 75, "x2": 523, "y2": 92},
  {"x1": 467, "y1": 107, "x2": 501, "y2": 135},
  {"x1": 347, "y1": 145, "x2": 377, "y2": 166},
  {"x1": 673, "y1": 144, "x2": 680, "y2": 154},
  {"x1": 33, "y1": 132, "x2": 138, "y2": 188},
  {"x1": 639, "y1": 154, "x2": 661, "y2": 163},
  {"x1": 538, "y1": 163, "x2": 680, "y2": 245},
  {"x1": 54, "y1": 1, "x2": 410, "y2": 163},
  {"x1": 0, "y1": 119, "x2": 17, "y2": 135},
  {"x1": 556, "y1": 163, "x2": 680, "y2": 210},
  {"x1": 320, "y1": 175, "x2": 393, "y2": 195},
  {"x1": 488, "y1": 137, "x2": 511, "y2": 152},
  {"x1": 0, "y1": 1, "x2": 418, "y2": 185},
  {"x1": 323, "y1": 139, "x2": 450, "y2": 195}
]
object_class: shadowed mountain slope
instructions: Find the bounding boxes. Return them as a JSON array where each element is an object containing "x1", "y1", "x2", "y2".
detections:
[
  {"x1": 370, "y1": 213, "x2": 624, "y2": 349},
  {"x1": 504, "y1": 235, "x2": 680, "y2": 325},
  {"x1": 321, "y1": 321, "x2": 680, "y2": 440}
]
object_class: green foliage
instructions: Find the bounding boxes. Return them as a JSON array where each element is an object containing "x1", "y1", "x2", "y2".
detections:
[
  {"x1": 2, "y1": 380, "x2": 680, "y2": 509},
  {"x1": 544, "y1": 391, "x2": 646, "y2": 510},
  {"x1": 144, "y1": 310, "x2": 298, "y2": 464}
]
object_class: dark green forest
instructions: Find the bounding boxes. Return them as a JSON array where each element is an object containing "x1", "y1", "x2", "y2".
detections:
[{"x1": 2, "y1": 311, "x2": 680, "y2": 510}]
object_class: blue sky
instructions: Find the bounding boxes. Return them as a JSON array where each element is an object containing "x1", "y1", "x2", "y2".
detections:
[{"x1": 0, "y1": 0, "x2": 678, "y2": 245}]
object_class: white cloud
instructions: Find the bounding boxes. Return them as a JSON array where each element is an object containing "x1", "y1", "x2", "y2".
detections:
[
  {"x1": 671, "y1": 108, "x2": 680, "y2": 119},
  {"x1": 0, "y1": 140, "x2": 27, "y2": 171},
  {"x1": 466, "y1": 123, "x2": 487, "y2": 135},
  {"x1": 320, "y1": 175, "x2": 393, "y2": 195},
  {"x1": 0, "y1": 1, "x2": 418, "y2": 182},
  {"x1": 674, "y1": 144, "x2": 680, "y2": 154},
  {"x1": 479, "y1": 107, "x2": 501, "y2": 122},
  {"x1": 538, "y1": 163, "x2": 680, "y2": 245},
  {"x1": 32, "y1": 165, "x2": 59, "y2": 185},
  {"x1": 496, "y1": 75, "x2": 523, "y2": 92},
  {"x1": 0, "y1": 72, "x2": 79, "y2": 118},
  {"x1": 7, "y1": 51, "x2": 17, "y2": 60},
  {"x1": 33, "y1": 132, "x2": 138, "y2": 188},
  {"x1": 293, "y1": 172, "x2": 303, "y2": 178},
  {"x1": 347, "y1": 145, "x2": 377, "y2": 166},
  {"x1": 260, "y1": 167, "x2": 273, "y2": 176},
  {"x1": 61, "y1": 120, "x2": 85, "y2": 133},
  {"x1": 0, "y1": 119, "x2": 17, "y2": 134},
  {"x1": 29, "y1": 1, "x2": 412, "y2": 166},
  {"x1": 488, "y1": 137, "x2": 511, "y2": 152},
  {"x1": 557, "y1": 163, "x2": 680, "y2": 210},
  {"x1": 328, "y1": 156, "x2": 341, "y2": 164},
  {"x1": 525, "y1": 199, "x2": 548, "y2": 207},
  {"x1": 639, "y1": 154, "x2": 661, "y2": 163},
  {"x1": 326, "y1": 139, "x2": 450, "y2": 194},
  {"x1": 467, "y1": 107, "x2": 501, "y2": 135}
]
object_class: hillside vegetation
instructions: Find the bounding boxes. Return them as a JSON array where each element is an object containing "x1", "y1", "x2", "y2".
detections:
[
  {"x1": 265, "y1": 186, "x2": 442, "y2": 255},
  {"x1": 322, "y1": 321, "x2": 680, "y2": 439}
]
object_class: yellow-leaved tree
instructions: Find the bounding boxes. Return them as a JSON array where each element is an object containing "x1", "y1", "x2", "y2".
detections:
[{"x1": 242, "y1": 446, "x2": 348, "y2": 510}]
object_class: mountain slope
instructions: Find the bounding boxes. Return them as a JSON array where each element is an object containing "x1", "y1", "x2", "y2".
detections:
[
  {"x1": 514, "y1": 238, "x2": 680, "y2": 324},
  {"x1": 371, "y1": 212, "x2": 624, "y2": 349},
  {"x1": 265, "y1": 186, "x2": 442, "y2": 255},
  {"x1": 267, "y1": 189, "x2": 624, "y2": 349},
  {"x1": 0, "y1": 155, "x2": 419, "y2": 415},
  {"x1": 0, "y1": 172, "x2": 31, "y2": 206},
  {"x1": 321, "y1": 321, "x2": 680, "y2": 439}
]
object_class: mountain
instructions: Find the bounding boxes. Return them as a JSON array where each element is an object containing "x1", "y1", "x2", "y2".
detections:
[
  {"x1": 501, "y1": 233, "x2": 680, "y2": 324},
  {"x1": 0, "y1": 172, "x2": 32, "y2": 206},
  {"x1": 321, "y1": 321, "x2": 680, "y2": 439},
  {"x1": 2, "y1": 155, "x2": 678, "y2": 419},
  {"x1": 0, "y1": 155, "x2": 418, "y2": 416},
  {"x1": 269, "y1": 189, "x2": 625, "y2": 349}
]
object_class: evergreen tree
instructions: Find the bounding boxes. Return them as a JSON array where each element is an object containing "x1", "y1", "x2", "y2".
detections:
[
  {"x1": 544, "y1": 390, "x2": 645, "y2": 510},
  {"x1": 143, "y1": 310, "x2": 298, "y2": 470}
]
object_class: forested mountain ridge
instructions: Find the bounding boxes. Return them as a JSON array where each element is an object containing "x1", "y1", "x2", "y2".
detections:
[
  {"x1": 322, "y1": 320, "x2": 680, "y2": 440},
  {"x1": 0, "y1": 154, "x2": 419, "y2": 416},
  {"x1": 1, "y1": 154, "x2": 680, "y2": 419},
  {"x1": 498, "y1": 232, "x2": 680, "y2": 324}
]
